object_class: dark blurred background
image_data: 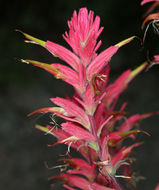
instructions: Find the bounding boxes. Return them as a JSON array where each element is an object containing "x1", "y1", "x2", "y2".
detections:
[{"x1": 1, "y1": 0, "x2": 159, "y2": 189}]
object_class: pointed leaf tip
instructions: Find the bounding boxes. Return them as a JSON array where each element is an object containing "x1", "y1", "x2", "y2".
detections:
[
  {"x1": 35, "y1": 124, "x2": 50, "y2": 133},
  {"x1": 115, "y1": 36, "x2": 136, "y2": 48},
  {"x1": 129, "y1": 62, "x2": 147, "y2": 80},
  {"x1": 16, "y1": 29, "x2": 46, "y2": 46}
]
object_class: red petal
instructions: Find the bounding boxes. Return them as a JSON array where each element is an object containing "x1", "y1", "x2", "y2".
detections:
[
  {"x1": 45, "y1": 40, "x2": 80, "y2": 71},
  {"x1": 50, "y1": 174, "x2": 91, "y2": 190},
  {"x1": 87, "y1": 46, "x2": 118, "y2": 81},
  {"x1": 50, "y1": 97, "x2": 90, "y2": 129},
  {"x1": 104, "y1": 70, "x2": 131, "y2": 108},
  {"x1": 51, "y1": 63, "x2": 79, "y2": 89},
  {"x1": 112, "y1": 142, "x2": 143, "y2": 166},
  {"x1": 62, "y1": 122, "x2": 96, "y2": 142},
  {"x1": 119, "y1": 112, "x2": 158, "y2": 132},
  {"x1": 28, "y1": 107, "x2": 56, "y2": 116}
]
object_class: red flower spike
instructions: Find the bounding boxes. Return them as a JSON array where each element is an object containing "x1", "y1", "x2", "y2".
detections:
[
  {"x1": 63, "y1": 8, "x2": 103, "y2": 66},
  {"x1": 20, "y1": 7, "x2": 159, "y2": 190}
]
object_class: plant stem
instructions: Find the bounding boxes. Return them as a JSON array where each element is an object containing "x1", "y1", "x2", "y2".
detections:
[
  {"x1": 88, "y1": 115, "x2": 102, "y2": 158},
  {"x1": 88, "y1": 115, "x2": 123, "y2": 190}
]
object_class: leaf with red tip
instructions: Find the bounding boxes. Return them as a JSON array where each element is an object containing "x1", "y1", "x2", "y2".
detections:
[{"x1": 62, "y1": 123, "x2": 96, "y2": 142}]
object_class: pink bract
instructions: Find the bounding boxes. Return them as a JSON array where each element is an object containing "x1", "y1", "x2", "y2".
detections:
[{"x1": 19, "y1": 7, "x2": 158, "y2": 190}]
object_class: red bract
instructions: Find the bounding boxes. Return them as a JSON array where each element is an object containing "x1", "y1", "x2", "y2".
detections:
[{"x1": 19, "y1": 7, "x2": 158, "y2": 190}]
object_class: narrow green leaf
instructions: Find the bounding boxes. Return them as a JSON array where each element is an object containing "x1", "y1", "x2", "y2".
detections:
[
  {"x1": 17, "y1": 30, "x2": 46, "y2": 46},
  {"x1": 119, "y1": 129, "x2": 140, "y2": 137},
  {"x1": 129, "y1": 62, "x2": 147, "y2": 80},
  {"x1": 88, "y1": 142, "x2": 99, "y2": 152},
  {"x1": 35, "y1": 124, "x2": 50, "y2": 133},
  {"x1": 115, "y1": 36, "x2": 136, "y2": 47}
]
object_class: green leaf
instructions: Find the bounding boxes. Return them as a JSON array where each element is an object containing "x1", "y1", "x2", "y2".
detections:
[
  {"x1": 129, "y1": 62, "x2": 147, "y2": 80},
  {"x1": 17, "y1": 30, "x2": 46, "y2": 46},
  {"x1": 88, "y1": 142, "x2": 99, "y2": 152},
  {"x1": 119, "y1": 129, "x2": 141, "y2": 137},
  {"x1": 35, "y1": 124, "x2": 50, "y2": 133},
  {"x1": 115, "y1": 36, "x2": 136, "y2": 47}
]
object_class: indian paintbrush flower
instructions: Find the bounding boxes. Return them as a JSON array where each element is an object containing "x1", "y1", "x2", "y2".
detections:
[{"x1": 19, "y1": 7, "x2": 158, "y2": 190}]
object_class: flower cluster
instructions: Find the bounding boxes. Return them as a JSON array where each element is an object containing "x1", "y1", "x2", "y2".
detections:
[{"x1": 20, "y1": 7, "x2": 158, "y2": 190}]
